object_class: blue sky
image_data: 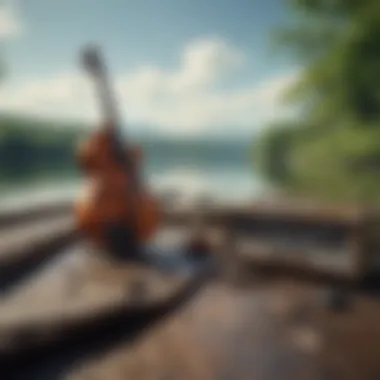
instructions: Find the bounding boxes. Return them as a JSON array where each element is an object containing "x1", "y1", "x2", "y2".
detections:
[{"x1": 0, "y1": 0, "x2": 298, "y2": 138}]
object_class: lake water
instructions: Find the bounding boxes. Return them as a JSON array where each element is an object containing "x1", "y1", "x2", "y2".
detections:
[{"x1": 0, "y1": 139, "x2": 270, "y2": 211}]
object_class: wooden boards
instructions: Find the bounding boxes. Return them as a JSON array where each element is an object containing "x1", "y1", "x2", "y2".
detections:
[{"x1": 0, "y1": 226, "x2": 209, "y2": 360}]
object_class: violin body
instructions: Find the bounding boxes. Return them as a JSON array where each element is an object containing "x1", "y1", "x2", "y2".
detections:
[
  {"x1": 75, "y1": 130, "x2": 159, "y2": 250},
  {"x1": 74, "y1": 46, "x2": 159, "y2": 255}
]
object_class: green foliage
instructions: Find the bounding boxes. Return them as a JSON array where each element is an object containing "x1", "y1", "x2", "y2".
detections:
[
  {"x1": 254, "y1": 122, "x2": 302, "y2": 185},
  {"x1": 289, "y1": 126, "x2": 380, "y2": 202},
  {"x1": 254, "y1": 0, "x2": 380, "y2": 203},
  {"x1": 0, "y1": 114, "x2": 85, "y2": 185},
  {"x1": 282, "y1": 1, "x2": 380, "y2": 123}
]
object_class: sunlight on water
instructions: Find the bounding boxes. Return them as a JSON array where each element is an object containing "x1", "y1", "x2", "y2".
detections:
[
  {"x1": 150, "y1": 166, "x2": 265, "y2": 203},
  {"x1": 0, "y1": 166, "x2": 266, "y2": 212},
  {"x1": 0, "y1": 181, "x2": 79, "y2": 212},
  {"x1": 0, "y1": 138, "x2": 269, "y2": 211}
]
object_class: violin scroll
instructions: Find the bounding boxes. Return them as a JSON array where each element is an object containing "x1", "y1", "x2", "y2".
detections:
[{"x1": 81, "y1": 44, "x2": 105, "y2": 77}]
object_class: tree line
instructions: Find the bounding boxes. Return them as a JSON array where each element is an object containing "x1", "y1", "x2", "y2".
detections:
[
  {"x1": 0, "y1": 114, "x2": 85, "y2": 184},
  {"x1": 254, "y1": 0, "x2": 380, "y2": 203}
]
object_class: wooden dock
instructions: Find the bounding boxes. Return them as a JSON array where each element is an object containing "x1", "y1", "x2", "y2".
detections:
[
  {"x1": 4, "y1": 271, "x2": 379, "y2": 380},
  {"x1": 0, "y1": 198, "x2": 379, "y2": 379},
  {"x1": 3, "y1": 197, "x2": 379, "y2": 281},
  {"x1": 0, "y1": 214, "x2": 76, "y2": 293}
]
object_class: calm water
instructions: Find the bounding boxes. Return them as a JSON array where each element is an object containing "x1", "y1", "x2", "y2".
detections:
[{"x1": 0, "y1": 139, "x2": 270, "y2": 211}]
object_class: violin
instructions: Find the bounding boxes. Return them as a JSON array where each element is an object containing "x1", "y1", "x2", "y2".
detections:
[{"x1": 75, "y1": 45, "x2": 159, "y2": 258}]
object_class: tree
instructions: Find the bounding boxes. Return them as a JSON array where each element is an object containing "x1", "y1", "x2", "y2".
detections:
[
  {"x1": 272, "y1": 0, "x2": 380, "y2": 126},
  {"x1": 254, "y1": 0, "x2": 380, "y2": 202}
]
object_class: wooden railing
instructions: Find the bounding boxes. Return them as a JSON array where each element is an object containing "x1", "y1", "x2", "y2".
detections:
[{"x1": 1, "y1": 197, "x2": 379, "y2": 284}]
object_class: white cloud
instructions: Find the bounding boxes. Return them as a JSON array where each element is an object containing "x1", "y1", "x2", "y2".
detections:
[
  {"x1": 0, "y1": 1, "x2": 23, "y2": 39},
  {"x1": 0, "y1": 37, "x2": 298, "y2": 136},
  {"x1": 173, "y1": 37, "x2": 246, "y2": 91}
]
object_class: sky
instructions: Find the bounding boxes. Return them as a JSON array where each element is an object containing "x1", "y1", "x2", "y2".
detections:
[{"x1": 0, "y1": 0, "x2": 299, "y2": 139}]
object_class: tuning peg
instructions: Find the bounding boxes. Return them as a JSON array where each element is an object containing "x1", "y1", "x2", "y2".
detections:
[{"x1": 81, "y1": 43, "x2": 104, "y2": 73}]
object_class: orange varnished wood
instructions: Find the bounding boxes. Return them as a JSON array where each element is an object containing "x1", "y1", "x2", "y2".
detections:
[
  {"x1": 74, "y1": 46, "x2": 159, "y2": 250},
  {"x1": 76, "y1": 129, "x2": 159, "y2": 249}
]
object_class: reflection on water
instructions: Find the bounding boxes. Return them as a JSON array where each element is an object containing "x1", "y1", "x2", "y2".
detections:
[
  {"x1": 0, "y1": 181, "x2": 79, "y2": 212},
  {"x1": 0, "y1": 165, "x2": 267, "y2": 212},
  {"x1": 149, "y1": 165, "x2": 266, "y2": 203},
  {"x1": 0, "y1": 139, "x2": 270, "y2": 210}
]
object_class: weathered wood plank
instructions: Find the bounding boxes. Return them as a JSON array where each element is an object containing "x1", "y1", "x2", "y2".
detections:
[
  {"x1": 163, "y1": 200, "x2": 374, "y2": 226},
  {"x1": 0, "y1": 226, "x2": 199, "y2": 344},
  {"x1": 61, "y1": 280, "x2": 318, "y2": 380},
  {"x1": 0, "y1": 223, "x2": 378, "y2": 379},
  {"x1": 0, "y1": 197, "x2": 373, "y2": 230},
  {"x1": 0, "y1": 201, "x2": 72, "y2": 229},
  {"x1": 0, "y1": 215, "x2": 75, "y2": 263},
  {"x1": 0, "y1": 215, "x2": 77, "y2": 292},
  {"x1": 0, "y1": 244, "x2": 211, "y2": 379},
  {"x1": 60, "y1": 277, "x2": 380, "y2": 380},
  {"x1": 0, "y1": 195, "x2": 376, "y2": 297}
]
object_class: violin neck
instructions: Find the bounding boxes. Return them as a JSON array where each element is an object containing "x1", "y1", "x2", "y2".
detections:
[
  {"x1": 96, "y1": 68, "x2": 141, "y2": 176},
  {"x1": 83, "y1": 46, "x2": 134, "y2": 164},
  {"x1": 94, "y1": 64, "x2": 125, "y2": 145}
]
